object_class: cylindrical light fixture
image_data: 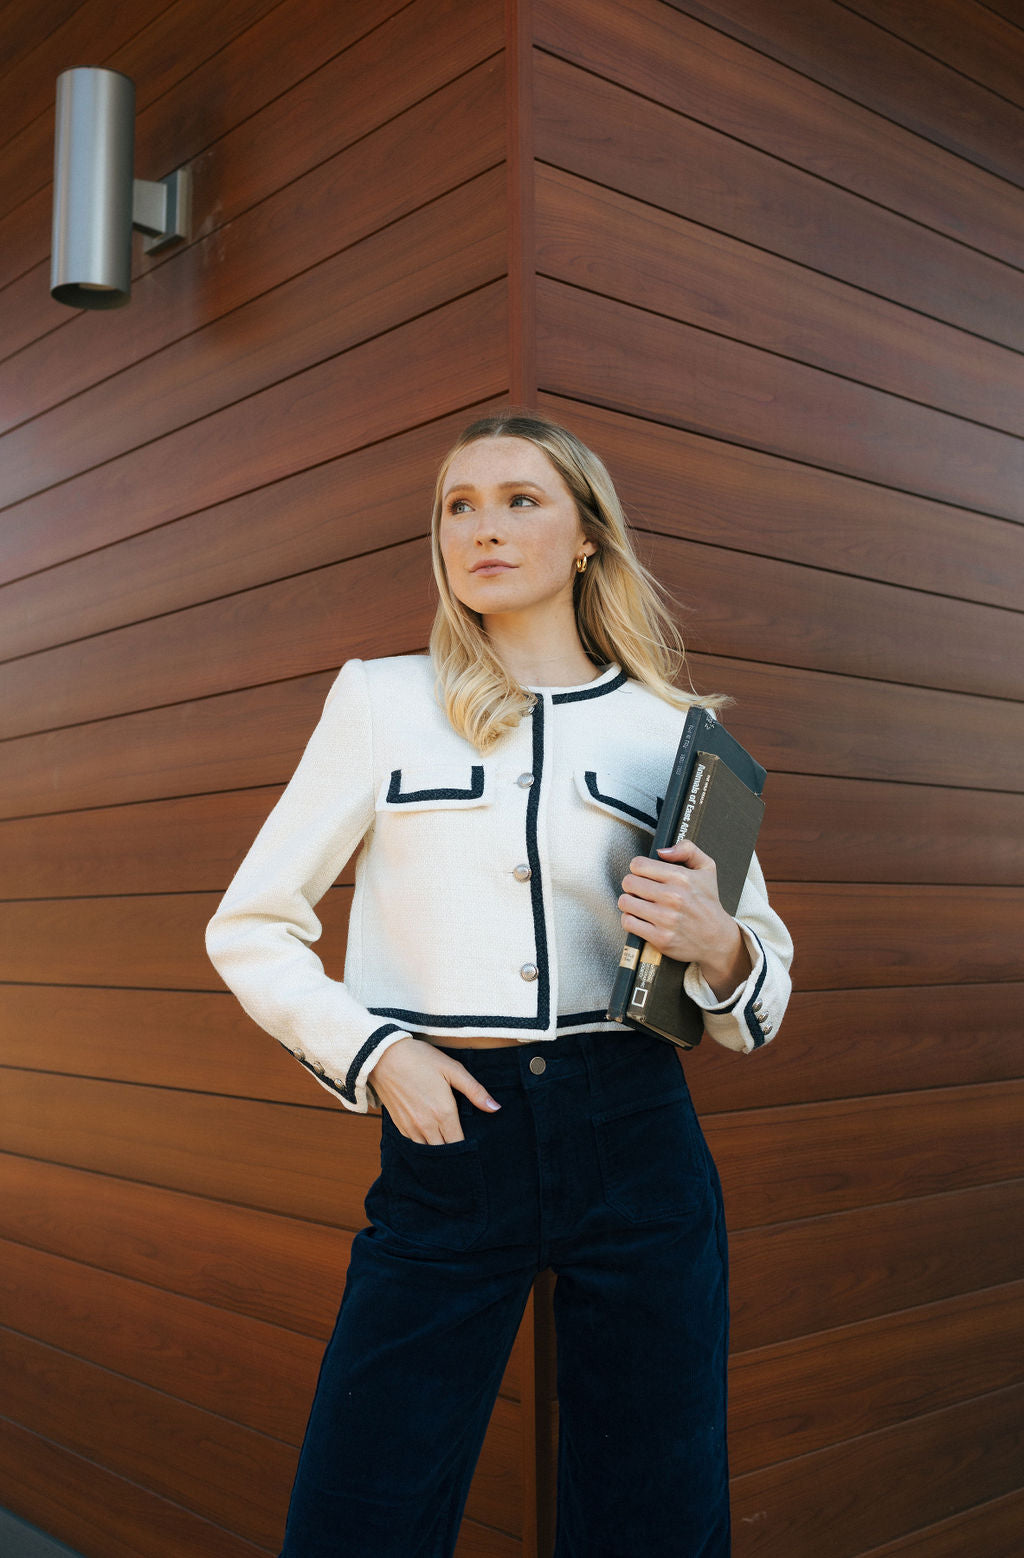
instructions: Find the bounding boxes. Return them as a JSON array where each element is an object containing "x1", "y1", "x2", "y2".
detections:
[
  {"x1": 51, "y1": 67, "x2": 136, "y2": 309},
  {"x1": 51, "y1": 66, "x2": 191, "y2": 310}
]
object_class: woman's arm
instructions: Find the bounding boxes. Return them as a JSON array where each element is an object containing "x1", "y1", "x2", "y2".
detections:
[{"x1": 204, "y1": 658, "x2": 413, "y2": 1113}]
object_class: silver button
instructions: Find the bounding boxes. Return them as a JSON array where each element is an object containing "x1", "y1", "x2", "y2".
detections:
[
  {"x1": 292, "y1": 1047, "x2": 306, "y2": 1062},
  {"x1": 513, "y1": 863, "x2": 532, "y2": 881},
  {"x1": 311, "y1": 1060, "x2": 325, "y2": 1077},
  {"x1": 517, "y1": 772, "x2": 535, "y2": 788},
  {"x1": 529, "y1": 1055, "x2": 546, "y2": 1075},
  {"x1": 520, "y1": 962, "x2": 538, "y2": 981}
]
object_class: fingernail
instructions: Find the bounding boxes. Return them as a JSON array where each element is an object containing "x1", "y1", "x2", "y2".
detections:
[{"x1": 485, "y1": 1097, "x2": 501, "y2": 1110}]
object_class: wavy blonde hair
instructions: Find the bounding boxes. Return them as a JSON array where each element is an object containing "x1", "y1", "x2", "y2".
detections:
[{"x1": 428, "y1": 410, "x2": 727, "y2": 750}]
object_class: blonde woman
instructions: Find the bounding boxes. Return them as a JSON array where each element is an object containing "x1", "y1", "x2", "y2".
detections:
[{"x1": 206, "y1": 411, "x2": 793, "y2": 1557}]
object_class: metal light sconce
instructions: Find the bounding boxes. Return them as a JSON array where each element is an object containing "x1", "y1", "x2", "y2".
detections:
[{"x1": 51, "y1": 67, "x2": 191, "y2": 310}]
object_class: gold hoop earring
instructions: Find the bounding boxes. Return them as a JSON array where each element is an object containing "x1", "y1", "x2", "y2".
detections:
[{"x1": 575, "y1": 554, "x2": 588, "y2": 574}]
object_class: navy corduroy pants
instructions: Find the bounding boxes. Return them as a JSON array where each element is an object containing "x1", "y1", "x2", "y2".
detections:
[{"x1": 278, "y1": 1028, "x2": 730, "y2": 1557}]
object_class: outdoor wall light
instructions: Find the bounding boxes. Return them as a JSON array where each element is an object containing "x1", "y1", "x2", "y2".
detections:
[{"x1": 51, "y1": 67, "x2": 191, "y2": 310}]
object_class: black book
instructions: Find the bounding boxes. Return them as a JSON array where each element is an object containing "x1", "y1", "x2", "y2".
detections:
[{"x1": 605, "y1": 707, "x2": 767, "y2": 1043}]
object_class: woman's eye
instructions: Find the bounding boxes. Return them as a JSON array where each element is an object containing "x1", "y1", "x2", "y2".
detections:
[
  {"x1": 449, "y1": 499, "x2": 471, "y2": 514},
  {"x1": 510, "y1": 493, "x2": 537, "y2": 507}
]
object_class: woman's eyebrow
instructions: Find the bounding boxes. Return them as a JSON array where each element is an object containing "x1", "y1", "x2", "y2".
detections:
[{"x1": 443, "y1": 478, "x2": 548, "y2": 498}]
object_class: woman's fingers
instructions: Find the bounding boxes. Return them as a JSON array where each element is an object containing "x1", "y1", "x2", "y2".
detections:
[{"x1": 368, "y1": 1039, "x2": 500, "y2": 1144}]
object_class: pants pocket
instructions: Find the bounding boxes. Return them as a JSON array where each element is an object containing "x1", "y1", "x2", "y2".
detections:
[
  {"x1": 591, "y1": 1090, "x2": 711, "y2": 1224},
  {"x1": 380, "y1": 1110, "x2": 489, "y2": 1251}
]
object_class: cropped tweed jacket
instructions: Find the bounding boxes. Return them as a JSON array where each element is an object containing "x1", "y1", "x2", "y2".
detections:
[{"x1": 205, "y1": 655, "x2": 794, "y2": 1115}]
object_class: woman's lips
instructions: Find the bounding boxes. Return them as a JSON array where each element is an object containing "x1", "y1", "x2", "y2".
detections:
[{"x1": 471, "y1": 563, "x2": 515, "y2": 574}]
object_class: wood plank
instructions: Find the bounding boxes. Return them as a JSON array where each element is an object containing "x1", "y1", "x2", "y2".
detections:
[
  {"x1": 539, "y1": 395, "x2": 1023, "y2": 612},
  {"x1": 3, "y1": 766, "x2": 1023, "y2": 908},
  {"x1": 857, "y1": 1487, "x2": 1024, "y2": 1558},
  {"x1": 0, "y1": 540, "x2": 436, "y2": 738},
  {"x1": 5, "y1": 981, "x2": 1022, "y2": 1111},
  {"x1": 707, "y1": 1083, "x2": 1024, "y2": 1228},
  {"x1": 756, "y1": 773, "x2": 1024, "y2": 886},
  {"x1": 0, "y1": 1326, "x2": 294, "y2": 1547},
  {"x1": 536, "y1": 164, "x2": 1024, "y2": 436},
  {"x1": 688, "y1": 984, "x2": 1024, "y2": 1111},
  {"x1": 729, "y1": 1181, "x2": 1024, "y2": 1351},
  {"x1": 0, "y1": 65, "x2": 505, "y2": 443},
  {"x1": 0, "y1": 1321, "x2": 525, "y2": 1543},
  {"x1": 0, "y1": 1152, "x2": 353, "y2": 1336},
  {"x1": 0, "y1": 1414, "x2": 270, "y2": 1558},
  {"x1": 688, "y1": 652, "x2": 1024, "y2": 792},
  {"x1": 641, "y1": 531, "x2": 1023, "y2": 701},
  {"x1": 0, "y1": 169, "x2": 504, "y2": 514},
  {"x1": 0, "y1": 877, "x2": 1019, "y2": 992},
  {"x1": 0, "y1": 0, "x2": 283, "y2": 224},
  {"x1": 671, "y1": 0, "x2": 1024, "y2": 161},
  {"x1": 0, "y1": 1237, "x2": 324, "y2": 1440},
  {"x1": 770, "y1": 882, "x2": 1024, "y2": 990},
  {"x1": 537, "y1": 280, "x2": 1024, "y2": 522},
  {"x1": 730, "y1": 1384, "x2": 1024, "y2": 1557},
  {"x1": 841, "y1": 1, "x2": 1024, "y2": 107},
  {"x1": 0, "y1": 281, "x2": 506, "y2": 618},
  {"x1": 729, "y1": 1281, "x2": 1024, "y2": 1474},
  {"x1": 0, "y1": 0, "x2": 86, "y2": 101},
  {"x1": 0, "y1": 0, "x2": 498, "y2": 293},
  {"x1": 534, "y1": 52, "x2": 1024, "y2": 352},
  {"x1": 0, "y1": 0, "x2": 167, "y2": 152},
  {"x1": 538, "y1": 0, "x2": 1024, "y2": 249},
  {"x1": 0, "y1": 1151, "x2": 529, "y2": 1398},
  {"x1": 0, "y1": 412, "x2": 484, "y2": 661},
  {"x1": 1, "y1": 1070, "x2": 1018, "y2": 1231}
]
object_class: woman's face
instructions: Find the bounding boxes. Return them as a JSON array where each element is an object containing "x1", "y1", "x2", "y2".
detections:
[{"x1": 438, "y1": 436, "x2": 596, "y2": 622}]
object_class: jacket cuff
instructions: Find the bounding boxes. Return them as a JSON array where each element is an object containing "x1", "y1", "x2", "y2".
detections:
[
  {"x1": 282, "y1": 1023, "x2": 412, "y2": 1114},
  {"x1": 682, "y1": 924, "x2": 782, "y2": 1054}
]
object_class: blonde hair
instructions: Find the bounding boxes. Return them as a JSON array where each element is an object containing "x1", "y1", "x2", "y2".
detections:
[{"x1": 428, "y1": 410, "x2": 727, "y2": 750}]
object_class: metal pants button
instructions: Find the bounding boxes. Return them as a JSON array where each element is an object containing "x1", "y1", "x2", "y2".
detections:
[{"x1": 529, "y1": 1055, "x2": 547, "y2": 1075}]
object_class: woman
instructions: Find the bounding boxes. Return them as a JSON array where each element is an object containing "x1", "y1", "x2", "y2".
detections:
[{"x1": 205, "y1": 411, "x2": 793, "y2": 1557}]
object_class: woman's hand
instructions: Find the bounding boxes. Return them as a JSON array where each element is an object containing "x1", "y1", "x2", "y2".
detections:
[
  {"x1": 368, "y1": 1037, "x2": 501, "y2": 1144},
  {"x1": 619, "y1": 839, "x2": 751, "y2": 1001}
]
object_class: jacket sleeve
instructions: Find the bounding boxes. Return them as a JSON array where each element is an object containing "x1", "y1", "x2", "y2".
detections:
[
  {"x1": 681, "y1": 851, "x2": 793, "y2": 1053},
  {"x1": 204, "y1": 657, "x2": 413, "y2": 1113}
]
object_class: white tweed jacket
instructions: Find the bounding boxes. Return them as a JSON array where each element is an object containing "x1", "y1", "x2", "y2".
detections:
[{"x1": 205, "y1": 655, "x2": 794, "y2": 1114}]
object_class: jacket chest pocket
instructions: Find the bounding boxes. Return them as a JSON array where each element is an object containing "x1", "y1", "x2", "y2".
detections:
[
  {"x1": 375, "y1": 764, "x2": 491, "y2": 813},
  {"x1": 575, "y1": 769, "x2": 661, "y2": 834}
]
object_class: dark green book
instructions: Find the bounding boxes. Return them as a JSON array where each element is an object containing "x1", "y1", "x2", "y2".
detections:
[
  {"x1": 624, "y1": 753, "x2": 765, "y2": 1047},
  {"x1": 605, "y1": 707, "x2": 767, "y2": 1038}
]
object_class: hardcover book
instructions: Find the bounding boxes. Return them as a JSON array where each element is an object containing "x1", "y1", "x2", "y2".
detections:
[{"x1": 606, "y1": 707, "x2": 767, "y2": 1049}]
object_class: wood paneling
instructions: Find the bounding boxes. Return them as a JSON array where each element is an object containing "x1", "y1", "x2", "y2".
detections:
[
  {"x1": 856, "y1": 1487, "x2": 1024, "y2": 1558},
  {"x1": 730, "y1": 1384, "x2": 1024, "y2": 1556},
  {"x1": 534, "y1": 52, "x2": 1024, "y2": 349}
]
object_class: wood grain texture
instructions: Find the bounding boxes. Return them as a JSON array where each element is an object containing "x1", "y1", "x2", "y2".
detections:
[
  {"x1": 534, "y1": 51, "x2": 1024, "y2": 350},
  {"x1": 0, "y1": 1414, "x2": 270, "y2": 1558},
  {"x1": 538, "y1": 395, "x2": 1024, "y2": 611},
  {"x1": 535, "y1": 164, "x2": 1024, "y2": 436},
  {"x1": 537, "y1": 0, "x2": 1024, "y2": 260},
  {"x1": 537, "y1": 280, "x2": 1024, "y2": 521},
  {"x1": 728, "y1": 1181, "x2": 1024, "y2": 1351},
  {"x1": 729, "y1": 1281, "x2": 1024, "y2": 1473},
  {"x1": 730, "y1": 1384, "x2": 1024, "y2": 1556},
  {"x1": 1, "y1": 73, "x2": 505, "y2": 439},
  {"x1": 670, "y1": 0, "x2": 1024, "y2": 168},
  {"x1": 0, "y1": 172, "x2": 505, "y2": 513},
  {"x1": 0, "y1": 281, "x2": 506, "y2": 612},
  {"x1": 856, "y1": 1486, "x2": 1024, "y2": 1558}
]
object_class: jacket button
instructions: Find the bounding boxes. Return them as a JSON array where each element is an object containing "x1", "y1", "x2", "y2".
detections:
[
  {"x1": 520, "y1": 963, "x2": 538, "y2": 981},
  {"x1": 517, "y1": 772, "x2": 535, "y2": 788},
  {"x1": 529, "y1": 1055, "x2": 546, "y2": 1074},
  {"x1": 513, "y1": 863, "x2": 532, "y2": 881},
  {"x1": 292, "y1": 1047, "x2": 306, "y2": 1062},
  {"x1": 312, "y1": 1060, "x2": 325, "y2": 1077}
]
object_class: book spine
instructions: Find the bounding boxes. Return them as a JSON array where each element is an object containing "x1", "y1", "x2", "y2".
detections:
[
  {"x1": 625, "y1": 757, "x2": 714, "y2": 1022},
  {"x1": 605, "y1": 708, "x2": 706, "y2": 1022}
]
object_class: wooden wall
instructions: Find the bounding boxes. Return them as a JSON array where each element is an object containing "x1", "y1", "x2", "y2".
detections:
[
  {"x1": 527, "y1": 0, "x2": 1024, "y2": 1554},
  {"x1": 0, "y1": 1, "x2": 528, "y2": 1554},
  {"x1": 0, "y1": 1, "x2": 1022, "y2": 1556}
]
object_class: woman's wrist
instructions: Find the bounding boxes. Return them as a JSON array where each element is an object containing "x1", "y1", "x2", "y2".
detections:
[{"x1": 697, "y1": 917, "x2": 751, "y2": 1002}]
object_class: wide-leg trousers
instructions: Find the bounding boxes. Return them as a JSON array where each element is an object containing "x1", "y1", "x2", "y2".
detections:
[{"x1": 278, "y1": 1028, "x2": 731, "y2": 1557}]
